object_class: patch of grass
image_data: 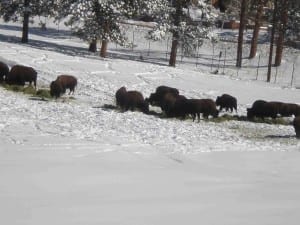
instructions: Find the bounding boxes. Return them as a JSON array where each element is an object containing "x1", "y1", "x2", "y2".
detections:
[
  {"x1": 23, "y1": 86, "x2": 36, "y2": 95},
  {"x1": 209, "y1": 114, "x2": 290, "y2": 126},
  {"x1": 3, "y1": 84, "x2": 25, "y2": 92},
  {"x1": 35, "y1": 89, "x2": 52, "y2": 99}
]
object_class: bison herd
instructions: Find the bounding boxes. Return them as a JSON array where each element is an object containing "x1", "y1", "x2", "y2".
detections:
[
  {"x1": 115, "y1": 85, "x2": 300, "y2": 138},
  {"x1": 0, "y1": 61, "x2": 77, "y2": 99},
  {"x1": 0, "y1": 60, "x2": 299, "y2": 138}
]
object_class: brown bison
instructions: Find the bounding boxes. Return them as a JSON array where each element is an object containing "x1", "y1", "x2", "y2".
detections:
[
  {"x1": 216, "y1": 94, "x2": 237, "y2": 113},
  {"x1": 50, "y1": 75, "x2": 77, "y2": 98},
  {"x1": 146, "y1": 85, "x2": 179, "y2": 107},
  {"x1": 279, "y1": 103, "x2": 300, "y2": 117},
  {"x1": 184, "y1": 98, "x2": 219, "y2": 121},
  {"x1": 6, "y1": 65, "x2": 37, "y2": 88},
  {"x1": 247, "y1": 100, "x2": 272, "y2": 119},
  {"x1": 115, "y1": 87, "x2": 149, "y2": 114},
  {"x1": 160, "y1": 92, "x2": 187, "y2": 117},
  {"x1": 164, "y1": 98, "x2": 219, "y2": 121},
  {"x1": 293, "y1": 116, "x2": 300, "y2": 138},
  {"x1": 0, "y1": 61, "x2": 9, "y2": 82}
]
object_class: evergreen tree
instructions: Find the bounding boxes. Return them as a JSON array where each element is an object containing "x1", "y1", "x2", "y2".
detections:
[
  {"x1": 64, "y1": 0, "x2": 132, "y2": 57},
  {"x1": 0, "y1": 0, "x2": 57, "y2": 43},
  {"x1": 146, "y1": 0, "x2": 217, "y2": 67}
]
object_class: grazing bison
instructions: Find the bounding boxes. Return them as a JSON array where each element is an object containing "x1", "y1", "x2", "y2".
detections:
[
  {"x1": 115, "y1": 87, "x2": 149, "y2": 114},
  {"x1": 185, "y1": 99, "x2": 219, "y2": 121},
  {"x1": 6, "y1": 65, "x2": 37, "y2": 88},
  {"x1": 160, "y1": 92, "x2": 187, "y2": 117},
  {"x1": 50, "y1": 75, "x2": 77, "y2": 98},
  {"x1": 216, "y1": 94, "x2": 237, "y2": 113},
  {"x1": 166, "y1": 98, "x2": 219, "y2": 121},
  {"x1": 115, "y1": 86, "x2": 127, "y2": 107},
  {"x1": 0, "y1": 61, "x2": 9, "y2": 82},
  {"x1": 279, "y1": 103, "x2": 300, "y2": 117},
  {"x1": 293, "y1": 116, "x2": 300, "y2": 138},
  {"x1": 50, "y1": 80, "x2": 63, "y2": 98},
  {"x1": 247, "y1": 100, "x2": 281, "y2": 119},
  {"x1": 247, "y1": 100, "x2": 267, "y2": 119},
  {"x1": 146, "y1": 85, "x2": 179, "y2": 107}
]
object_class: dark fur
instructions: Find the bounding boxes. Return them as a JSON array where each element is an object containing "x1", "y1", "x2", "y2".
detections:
[
  {"x1": 0, "y1": 61, "x2": 9, "y2": 82},
  {"x1": 160, "y1": 92, "x2": 187, "y2": 117},
  {"x1": 115, "y1": 87, "x2": 149, "y2": 113},
  {"x1": 115, "y1": 86, "x2": 127, "y2": 107},
  {"x1": 247, "y1": 100, "x2": 283, "y2": 119},
  {"x1": 164, "y1": 98, "x2": 219, "y2": 121},
  {"x1": 247, "y1": 100, "x2": 267, "y2": 119},
  {"x1": 293, "y1": 116, "x2": 300, "y2": 138},
  {"x1": 50, "y1": 81, "x2": 63, "y2": 98},
  {"x1": 6, "y1": 65, "x2": 37, "y2": 88},
  {"x1": 279, "y1": 103, "x2": 300, "y2": 117},
  {"x1": 216, "y1": 94, "x2": 237, "y2": 112},
  {"x1": 50, "y1": 75, "x2": 77, "y2": 98},
  {"x1": 146, "y1": 85, "x2": 179, "y2": 107}
]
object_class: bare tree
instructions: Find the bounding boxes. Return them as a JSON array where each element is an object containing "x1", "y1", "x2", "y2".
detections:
[
  {"x1": 236, "y1": 0, "x2": 248, "y2": 67},
  {"x1": 249, "y1": 0, "x2": 267, "y2": 59},
  {"x1": 267, "y1": 0, "x2": 279, "y2": 82},
  {"x1": 21, "y1": 0, "x2": 30, "y2": 43},
  {"x1": 169, "y1": 0, "x2": 182, "y2": 67},
  {"x1": 274, "y1": 0, "x2": 289, "y2": 66}
]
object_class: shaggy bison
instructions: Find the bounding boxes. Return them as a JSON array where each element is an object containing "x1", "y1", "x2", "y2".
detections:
[
  {"x1": 50, "y1": 75, "x2": 77, "y2": 98},
  {"x1": 164, "y1": 98, "x2": 219, "y2": 121},
  {"x1": 6, "y1": 65, "x2": 37, "y2": 88},
  {"x1": 146, "y1": 85, "x2": 179, "y2": 107},
  {"x1": 279, "y1": 103, "x2": 300, "y2": 117},
  {"x1": 160, "y1": 92, "x2": 187, "y2": 117},
  {"x1": 247, "y1": 100, "x2": 281, "y2": 119},
  {"x1": 293, "y1": 116, "x2": 300, "y2": 138},
  {"x1": 184, "y1": 99, "x2": 219, "y2": 121},
  {"x1": 216, "y1": 94, "x2": 237, "y2": 113},
  {"x1": 0, "y1": 61, "x2": 9, "y2": 82},
  {"x1": 115, "y1": 87, "x2": 149, "y2": 114}
]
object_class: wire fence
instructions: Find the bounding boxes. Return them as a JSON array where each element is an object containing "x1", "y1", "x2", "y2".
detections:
[{"x1": 110, "y1": 24, "x2": 300, "y2": 89}]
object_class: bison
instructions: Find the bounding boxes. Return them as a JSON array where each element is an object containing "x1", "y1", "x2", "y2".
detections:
[
  {"x1": 165, "y1": 98, "x2": 219, "y2": 121},
  {"x1": 279, "y1": 103, "x2": 300, "y2": 117},
  {"x1": 247, "y1": 100, "x2": 282, "y2": 120},
  {"x1": 0, "y1": 61, "x2": 9, "y2": 82},
  {"x1": 160, "y1": 92, "x2": 187, "y2": 117},
  {"x1": 293, "y1": 116, "x2": 300, "y2": 138},
  {"x1": 115, "y1": 86, "x2": 127, "y2": 108},
  {"x1": 115, "y1": 87, "x2": 149, "y2": 114},
  {"x1": 216, "y1": 94, "x2": 237, "y2": 113},
  {"x1": 6, "y1": 65, "x2": 37, "y2": 88},
  {"x1": 146, "y1": 85, "x2": 179, "y2": 107},
  {"x1": 50, "y1": 75, "x2": 77, "y2": 98}
]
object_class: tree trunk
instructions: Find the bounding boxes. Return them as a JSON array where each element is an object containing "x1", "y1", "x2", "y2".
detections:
[
  {"x1": 169, "y1": 38, "x2": 179, "y2": 67},
  {"x1": 168, "y1": 0, "x2": 182, "y2": 67},
  {"x1": 249, "y1": 0, "x2": 265, "y2": 59},
  {"x1": 274, "y1": 0, "x2": 289, "y2": 66},
  {"x1": 89, "y1": 39, "x2": 97, "y2": 52},
  {"x1": 21, "y1": 0, "x2": 30, "y2": 43},
  {"x1": 267, "y1": 0, "x2": 278, "y2": 82},
  {"x1": 236, "y1": 0, "x2": 248, "y2": 67},
  {"x1": 100, "y1": 40, "x2": 108, "y2": 58}
]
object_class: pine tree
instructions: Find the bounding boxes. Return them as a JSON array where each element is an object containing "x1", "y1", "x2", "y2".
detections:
[
  {"x1": 0, "y1": 0, "x2": 57, "y2": 43},
  {"x1": 147, "y1": 0, "x2": 217, "y2": 67},
  {"x1": 64, "y1": 0, "x2": 132, "y2": 57}
]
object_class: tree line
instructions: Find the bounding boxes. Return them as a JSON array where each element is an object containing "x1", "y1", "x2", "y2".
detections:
[{"x1": 0, "y1": 0, "x2": 299, "y2": 78}]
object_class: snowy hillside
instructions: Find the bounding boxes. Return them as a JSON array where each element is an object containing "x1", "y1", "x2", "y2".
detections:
[{"x1": 0, "y1": 19, "x2": 300, "y2": 225}]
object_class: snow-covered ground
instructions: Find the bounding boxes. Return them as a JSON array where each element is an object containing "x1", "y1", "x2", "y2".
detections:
[{"x1": 0, "y1": 19, "x2": 300, "y2": 225}]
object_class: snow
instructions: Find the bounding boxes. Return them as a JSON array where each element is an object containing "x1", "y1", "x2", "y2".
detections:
[{"x1": 0, "y1": 19, "x2": 300, "y2": 225}]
